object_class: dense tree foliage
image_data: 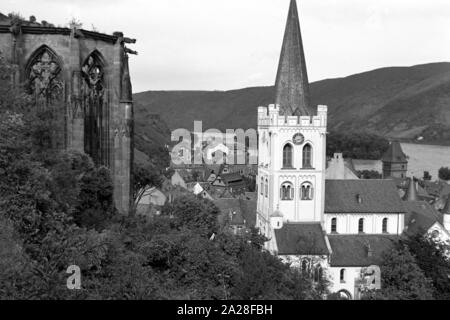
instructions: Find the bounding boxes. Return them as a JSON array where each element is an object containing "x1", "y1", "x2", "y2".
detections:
[
  {"x1": 438, "y1": 167, "x2": 450, "y2": 181},
  {"x1": 357, "y1": 170, "x2": 382, "y2": 179},
  {"x1": 327, "y1": 131, "x2": 389, "y2": 160},
  {"x1": 362, "y1": 243, "x2": 435, "y2": 300},
  {"x1": 0, "y1": 53, "x2": 326, "y2": 300},
  {"x1": 403, "y1": 233, "x2": 450, "y2": 299}
]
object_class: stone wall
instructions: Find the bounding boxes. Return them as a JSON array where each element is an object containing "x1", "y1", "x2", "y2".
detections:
[{"x1": 0, "y1": 22, "x2": 135, "y2": 214}]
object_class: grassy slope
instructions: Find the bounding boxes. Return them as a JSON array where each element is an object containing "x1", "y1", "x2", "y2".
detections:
[{"x1": 134, "y1": 62, "x2": 450, "y2": 146}]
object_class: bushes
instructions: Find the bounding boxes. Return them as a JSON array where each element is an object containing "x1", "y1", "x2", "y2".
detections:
[{"x1": 327, "y1": 131, "x2": 389, "y2": 160}]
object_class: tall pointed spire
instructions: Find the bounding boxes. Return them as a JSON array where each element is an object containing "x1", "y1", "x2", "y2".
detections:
[{"x1": 274, "y1": 0, "x2": 312, "y2": 116}]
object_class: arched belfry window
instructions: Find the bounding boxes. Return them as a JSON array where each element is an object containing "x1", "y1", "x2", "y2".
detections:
[
  {"x1": 300, "y1": 182, "x2": 313, "y2": 200},
  {"x1": 302, "y1": 144, "x2": 312, "y2": 168},
  {"x1": 82, "y1": 52, "x2": 108, "y2": 166},
  {"x1": 280, "y1": 182, "x2": 294, "y2": 201},
  {"x1": 260, "y1": 177, "x2": 264, "y2": 195},
  {"x1": 283, "y1": 144, "x2": 293, "y2": 168},
  {"x1": 382, "y1": 218, "x2": 388, "y2": 233}
]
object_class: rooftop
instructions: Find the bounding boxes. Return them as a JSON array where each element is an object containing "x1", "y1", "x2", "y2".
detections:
[
  {"x1": 274, "y1": 223, "x2": 329, "y2": 255},
  {"x1": 328, "y1": 234, "x2": 398, "y2": 267},
  {"x1": 403, "y1": 201, "x2": 443, "y2": 236},
  {"x1": 382, "y1": 141, "x2": 408, "y2": 163},
  {"x1": 325, "y1": 180, "x2": 407, "y2": 213}
]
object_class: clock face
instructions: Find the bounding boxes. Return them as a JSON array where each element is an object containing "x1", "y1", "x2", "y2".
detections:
[{"x1": 292, "y1": 133, "x2": 305, "y2": 145}]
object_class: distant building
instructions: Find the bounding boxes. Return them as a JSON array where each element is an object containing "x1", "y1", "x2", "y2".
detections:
[
  {"x1": 212, "y1": 172, "x2": 247, "y2": 195},
  {"x1": 215, "y1": 198, "x2": 257, "y2": 236},
  {"x1": 326, "y1": 153, "x2": 359, "y2": 180},
  {"x1": 382, "y1": 141, "x2": 408, "y2": 179}
]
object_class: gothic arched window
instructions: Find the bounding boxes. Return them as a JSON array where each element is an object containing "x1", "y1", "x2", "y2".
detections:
[
  {"x1": 358, "y1": 218, "x2": 365, "y2": 233},
  {"x1": 280, "y1": 182, "x2": 294, "y2": 201},
  {"x1": 331, "y1": 218, "x2": 337, "y2": 233},
  {"x1": 302, "y1": 144, "x2": 312, "y2": 168},
  {"x1": 283, "y1": 144, "x2": 293, "y2": 168},
  {"x1": 27, "y1": 46, "x2": 63, "y2": 107},
  {"x1": 82, "y1": 52, "x2": 107, "y2": 166},
  {"x1": 314, "y1": 265, "x2": 323, "y2": 283},
  {"x1": 26, "y1": 46, "x2": 64, "y2": 150},
  {"x1": 301, "y1": 260, "x2": 308, "y2": 274},
  {"x1": 301, "y1": 182, "x2": 313, "y2": 200},
  {"x1": 382, "y1": 218, "x2": 388, "y2": 233}
]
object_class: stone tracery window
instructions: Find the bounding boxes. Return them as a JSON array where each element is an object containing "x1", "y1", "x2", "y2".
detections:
[
  {"x1": 82, "y1": 53, "x2": 107, "y2": 166},
  {"x1": 28, "y1": 47, "x2": 63, "y2": 107},
  {"x1": 27, "y1": 46, "x2": 65, "y2": 150}
]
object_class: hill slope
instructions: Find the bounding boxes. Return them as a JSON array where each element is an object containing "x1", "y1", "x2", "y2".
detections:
[{"x1": 134, "y1": 62, "x2": 450, "y2": 145}]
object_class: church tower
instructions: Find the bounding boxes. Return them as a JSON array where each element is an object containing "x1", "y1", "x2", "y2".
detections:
[
  {"x1": 256, "y1": 0, "x2": 328, "y2": 241},
  {"x1": 382, "y1": 141, "x2": 408, "y2": 179}
]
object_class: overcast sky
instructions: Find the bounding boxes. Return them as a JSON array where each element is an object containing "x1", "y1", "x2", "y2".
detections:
[{"x1": 4, "y1": 0, "x2": 450, "y2": 93}]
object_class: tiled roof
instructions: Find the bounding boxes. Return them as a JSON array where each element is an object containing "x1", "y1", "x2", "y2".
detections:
[
  {"x1": 274, "y1": 223, "x2": 329, "y2": 255},
  {"x1": 421, "y1": 180, "x2": 450, "y2": 198},
  {"x1": 220, "y1": 173, "x2": 244, "y2": 183},
  {"x1": 325, "y1": 180, "x2": 407, "y2": 213},
  {"x1": 403, "y1": 201, "x2": 443, "y2": 236},
  {"x1": 382, "y1": 141, "x2": 407, "y2": 163},
  {"x1": 214, "y1": 198, "x2": 256, "y2": 228},
  {"x1": 328, "y1": 234, "x2": 398, "y2": 267}
]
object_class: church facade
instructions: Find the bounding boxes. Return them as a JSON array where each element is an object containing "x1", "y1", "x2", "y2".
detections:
[
  {"x1": 0, "y1": 15, "x2": 135, "y2": 214},
  {"x1": 256, "y1": 0, "x2": 450, "y2": 299}
]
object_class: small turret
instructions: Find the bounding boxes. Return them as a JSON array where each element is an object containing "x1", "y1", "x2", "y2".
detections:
[
  {"x1": 271, "y1": 205, "x2": 284, "y2": 230},
  {"x1": 382, "y1": 141, "x2": 408, "y2": 179}
]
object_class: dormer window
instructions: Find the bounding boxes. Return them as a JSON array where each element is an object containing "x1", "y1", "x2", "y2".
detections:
[{"x1": 356, "y1": 194, "x2": 362, "y2": 204}]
